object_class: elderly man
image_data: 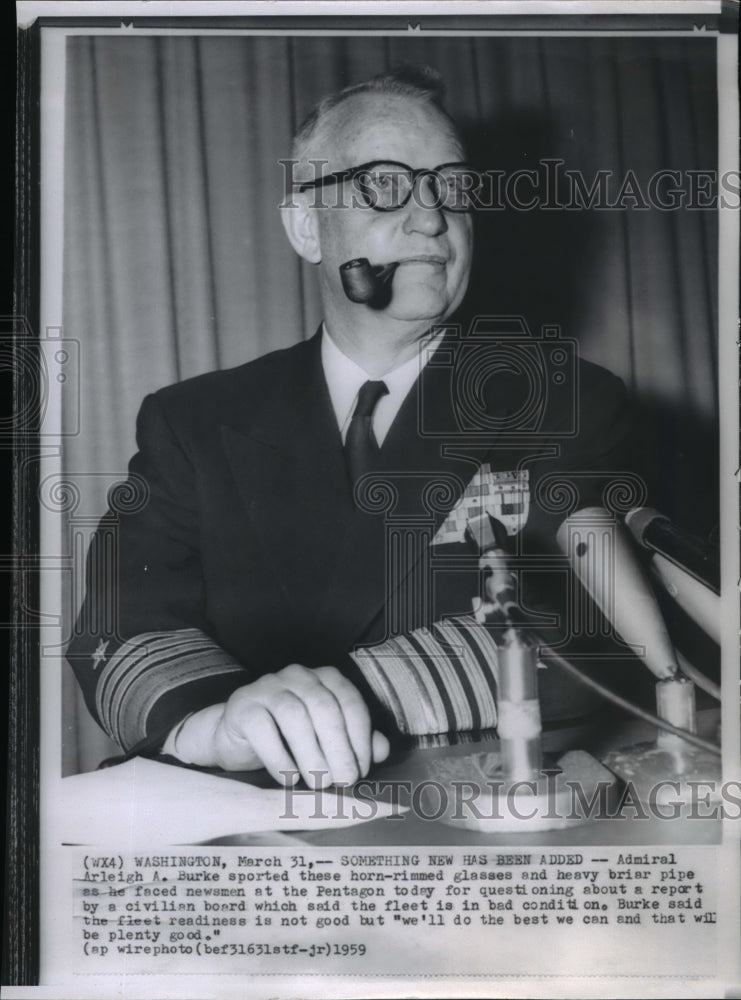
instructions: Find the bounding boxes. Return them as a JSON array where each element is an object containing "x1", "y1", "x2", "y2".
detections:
[{"x1": 68, "y1": 66, "x2": 637, "y2": 789}]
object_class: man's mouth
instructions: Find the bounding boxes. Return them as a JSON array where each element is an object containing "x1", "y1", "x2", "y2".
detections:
[{"x1": 397, "y1": 255, "x2": 448, "y2": 267}]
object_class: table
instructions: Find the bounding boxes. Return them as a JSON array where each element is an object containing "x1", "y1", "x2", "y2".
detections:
[{"x1": 210, "y1": 708, "x2": 722, "y2": 847}]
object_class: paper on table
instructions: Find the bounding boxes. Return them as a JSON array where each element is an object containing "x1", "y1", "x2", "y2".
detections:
[{"x1": 56, "y1": 757, "x2": 403, "y2": 846}]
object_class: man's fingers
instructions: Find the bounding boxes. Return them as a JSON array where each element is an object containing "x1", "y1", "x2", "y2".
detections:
[
  {"x1": 372, "y1": 729, "x2": 391, "y2": 764},
  {"x1": 220, "y1": 703, "x2": 298, "y2": 785},
  {"x1": 267, "y1": 690, "x2": 334, "y2": 789},
  {"x1": 278, "y1": 666, "x2": 361, "y2": 786},
  {"x1": 220, "y1": 666, "x2": 383, "y2": 787},
  {"x1": 313, "y1": 665, "x2": 373, "y2": 778}
]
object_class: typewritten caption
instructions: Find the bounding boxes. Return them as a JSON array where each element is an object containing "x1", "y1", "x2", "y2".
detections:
[{"x1": 69, "y1": 849, "x2": 718, "y2": 977}]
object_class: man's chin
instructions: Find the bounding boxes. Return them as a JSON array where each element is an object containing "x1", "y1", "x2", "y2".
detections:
[{"x1": 384, "y1": 288, "x2": 450, "y2": 324}]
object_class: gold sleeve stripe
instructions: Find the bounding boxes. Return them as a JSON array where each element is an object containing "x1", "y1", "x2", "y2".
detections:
[
  {"x1": 433, "y1": 619, "x2": 500, "y2": 727},
  {"x1": 350, "y1": 616, "x2": 499, "y2": 736},
  {"x1": 352, "y1": 633, "x2": 443, "y2": 735},
  {"x1": 95, "y1": 629, "x2": 244, "y2": 750}
]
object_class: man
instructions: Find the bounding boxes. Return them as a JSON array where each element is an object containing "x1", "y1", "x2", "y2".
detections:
[{"x1": 68, "y1": 66, "x2": 636, "y2": 789}]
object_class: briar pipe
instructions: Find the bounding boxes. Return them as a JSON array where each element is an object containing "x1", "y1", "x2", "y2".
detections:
[{"x1": 340, "y1": 258, "x2": 400, "y2": 309}]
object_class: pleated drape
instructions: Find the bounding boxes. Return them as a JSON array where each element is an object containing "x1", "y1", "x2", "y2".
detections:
[{"x1": 61, "y1": 34, "x2": 718, "y2": 773}]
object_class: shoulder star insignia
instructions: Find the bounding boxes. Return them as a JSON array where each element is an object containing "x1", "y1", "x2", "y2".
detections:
[{"x1": 92, "y1": 639, "x2": 109, "y2": 670}]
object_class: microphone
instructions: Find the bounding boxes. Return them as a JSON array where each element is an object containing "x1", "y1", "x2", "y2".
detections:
[
  {"x1": 624, "y1": 507, "x2": 720, "y2": 594},
  {"x1": 650, "y1": 553, "x2": 720, "y2": 643},
  {"x1": 340, "y1": 258, "x2": 400, "y2": 309},
  {"x1": 557, "y1": 508, "x2": 679, "y2": 679}
]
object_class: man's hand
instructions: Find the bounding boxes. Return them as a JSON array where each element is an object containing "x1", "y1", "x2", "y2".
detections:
[{"x1": 163, "y1": 664, "x2": 390, "y2": 788}]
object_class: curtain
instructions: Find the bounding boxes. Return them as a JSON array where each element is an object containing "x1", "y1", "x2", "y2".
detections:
[{"x1": 61, "y1": 34, "x2": 718, "y2": 774}]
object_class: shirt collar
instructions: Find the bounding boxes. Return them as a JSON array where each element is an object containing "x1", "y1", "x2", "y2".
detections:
[{"x1": 320, "y1": 323, "x2": 444, "y2": 442}]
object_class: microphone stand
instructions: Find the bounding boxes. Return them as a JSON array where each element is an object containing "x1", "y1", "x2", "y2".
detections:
[
  {"x1": 430, "y1": 515, "x2": 618, "y2": 832},
  {"x1": 557, "y1": 508, "x2": 722, "y2": 807}
]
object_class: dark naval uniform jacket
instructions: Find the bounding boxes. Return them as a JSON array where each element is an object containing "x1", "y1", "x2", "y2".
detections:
[{"x1": 68, "y1": 322, "x2": 633, "y2": 753}]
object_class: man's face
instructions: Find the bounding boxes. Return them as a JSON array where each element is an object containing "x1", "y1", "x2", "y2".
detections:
[{"x1": 310, "y1": 93, "x2": 473, "y2": 326}]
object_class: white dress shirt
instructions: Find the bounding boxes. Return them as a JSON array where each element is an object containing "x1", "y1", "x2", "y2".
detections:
[{"x1": 321, "y1": 325, "x2": 444, "y2": 446}]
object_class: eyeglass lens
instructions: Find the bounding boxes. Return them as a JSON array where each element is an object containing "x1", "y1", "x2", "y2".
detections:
[{"x1": 354, "y1": 164, "x2": 480, "y2": 212}]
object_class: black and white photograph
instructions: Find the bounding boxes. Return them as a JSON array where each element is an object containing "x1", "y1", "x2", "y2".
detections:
[{"x1": 6, "y1": 1, "x2": 740, "y2": 997}]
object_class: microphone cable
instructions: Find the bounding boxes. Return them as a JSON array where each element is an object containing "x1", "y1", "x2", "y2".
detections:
[{"x1": 528, "y1": 629, "x2": 721, "y2": 757}]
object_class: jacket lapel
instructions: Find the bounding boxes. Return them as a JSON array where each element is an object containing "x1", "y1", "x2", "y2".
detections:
[
  {"x1": 221, "y1": 326, "x2": 512, "y2": 655},
  {"x1": 315, "y1": 329, "x2": 495, "y2": 650},
  {"x1": 221, "y1": 333, "x2": 356, "y2": 627}
]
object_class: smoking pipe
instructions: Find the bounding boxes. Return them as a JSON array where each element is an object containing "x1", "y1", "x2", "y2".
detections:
[{"x1": 339, "y1": 258, "x2": 400, "y2": 309}]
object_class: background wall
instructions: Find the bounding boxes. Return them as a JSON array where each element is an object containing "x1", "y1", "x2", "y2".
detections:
[{"x1": 61, "y1": 34, "x2": 719, "y2": 773}]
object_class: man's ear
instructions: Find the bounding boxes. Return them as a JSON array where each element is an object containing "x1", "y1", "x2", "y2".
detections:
[{"x1": 280, "y1": 196, "x2": 321, "y2": 264}]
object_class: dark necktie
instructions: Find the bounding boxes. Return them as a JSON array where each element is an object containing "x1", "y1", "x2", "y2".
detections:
[{"x1": 344, "y1": 380, "x2": 389, "y2": 487}]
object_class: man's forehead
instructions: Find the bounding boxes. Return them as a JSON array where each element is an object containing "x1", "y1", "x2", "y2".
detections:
[{"x1": 319, "y1": 92, "x2": 464, "y2": 168}]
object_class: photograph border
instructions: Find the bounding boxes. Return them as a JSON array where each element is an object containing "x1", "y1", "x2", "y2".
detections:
[{"x1": 7, "y1": 1, "x2": 740, "y2": 993}]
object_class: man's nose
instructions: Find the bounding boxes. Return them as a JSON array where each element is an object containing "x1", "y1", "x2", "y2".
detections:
[{"x1": 401, "y1": 175, "x2": 448, "y2": 236}]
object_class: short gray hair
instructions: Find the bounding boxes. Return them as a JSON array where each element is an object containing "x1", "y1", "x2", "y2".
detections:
[{"x1": 291, "y1": 64, "x2": 456, "y2": 176}]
